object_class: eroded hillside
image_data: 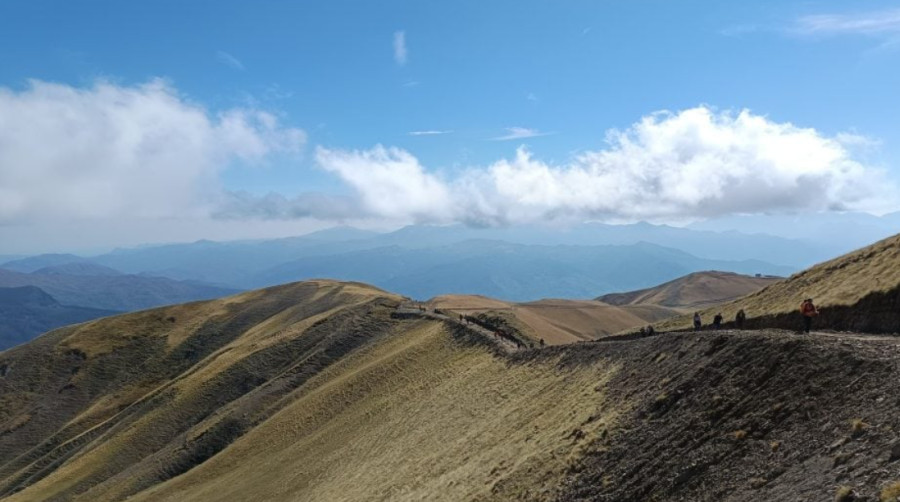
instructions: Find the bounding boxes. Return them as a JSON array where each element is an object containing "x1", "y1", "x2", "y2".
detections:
[
  {"x1": 656, "y1": 233, "x2": 900, "y2": 333},
  {"x1": 2, "y1": 280, "x2": 900, "y2": 501}
]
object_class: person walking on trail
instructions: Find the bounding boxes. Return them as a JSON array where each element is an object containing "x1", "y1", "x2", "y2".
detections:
[
  {"x1": 800, "y1": 298, "x2": 818, "y2": 333},
  {"x1": 693, "y1": 312, "x2": 702, "y2": 331},
  {"x1": 539, "y1": 338, "x2": 545, "y2": 347},
  {"x1": 735, "y1": 309, "x2": 746, "y2": 329},
  {"x1": 713, "y1": 313, "x2": 723, "y2": 330},
  {"x1": 646, "y1": 325, "x2": 655, "y2": 336}
]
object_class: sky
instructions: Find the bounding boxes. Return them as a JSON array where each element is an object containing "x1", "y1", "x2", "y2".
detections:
[{"x1": 1, "y1": 0, "x2": 899, "y2": 253}]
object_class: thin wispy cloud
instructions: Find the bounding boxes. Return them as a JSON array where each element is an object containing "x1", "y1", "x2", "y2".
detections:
[
  {"x1": 408, "y1": 130, "x2": 453, "y2": 136},
  {"x1": 393, "y1": 31, "x2": 408, "y2": 65},
  {"x1": 526, "y1": 92, "x2": 539, "y2": 103},
  {"x1": 491, "y1": 127, "x2": 553, "y2": 141},
  {"x1": 216, "y1": 50, "x2": 245, "y2": 70},
  {"x1": 402, "y1": 80, "x2": 420, "y2": 88},
  {"x1": 794, "y1": 8, "x2": 900, "y2": 36}
]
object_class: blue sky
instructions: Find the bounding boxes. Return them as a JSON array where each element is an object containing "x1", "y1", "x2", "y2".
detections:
[{"x1": 1, "y1": 1, "x2": 899, "y2": 252}]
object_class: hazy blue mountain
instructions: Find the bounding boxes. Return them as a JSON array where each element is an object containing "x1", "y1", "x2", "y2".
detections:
[
  {"x1": 688, "y1": 212, "x2": 900, "y2": 257},
  {"x1": 32, "y1": 262, "x2": 123, "y2": 277},
  {"x1": 0, "y1": 253, "x2": 90, "y2": 273},
  {"x1": 366, "y1": 222, "x2": 824, "y2": 267},
  {"x1": 250, "y1": 240, "x2": 793, "y2": 301},
  {"x1": 0, "y1": 286, "x2": 119, "y2": 351},
  {"x1": 0, "y1": 268, "x2": 239, "y2": 311},
  {"x1": 73, "y1": 222, "x2": 814, "y2": 290}
]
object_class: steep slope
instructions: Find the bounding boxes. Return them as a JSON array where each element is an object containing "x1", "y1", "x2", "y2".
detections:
[
  {"x1": 1, "y1": 280, "x2": 900, "y2": 501},
  {"x1": 598, "y1": 271, "x2": 781, "y2": 310},
  {"x1": 0, "y1": 286, "x2": 119, "y2": 350},
  {"x1": 0, "y1": 268, "x2": 239, "y2": 311},
  {"x1": 656, "y1": 233, "x2": 900, "y2": 333},
  {"x1": 430, "y1": 294, "x2": 679, "y2": 345}
]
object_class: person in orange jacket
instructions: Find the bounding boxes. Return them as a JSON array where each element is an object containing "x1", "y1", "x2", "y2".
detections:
[{"x1": 800, "y1": 298, "x2": 818, "y2": 333}]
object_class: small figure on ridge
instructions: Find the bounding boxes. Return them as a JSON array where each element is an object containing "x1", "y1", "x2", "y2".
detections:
[
  {"x1": 735, "y1": 309, "x2": 746, "y2": 330},
  {"x1": 800, "y1": 298, "x2": 818, "y2": 333}
]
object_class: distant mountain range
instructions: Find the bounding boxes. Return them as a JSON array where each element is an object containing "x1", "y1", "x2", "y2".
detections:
[
  {"x1": 8, "y1": 218, "x2": 893, "y2": 304},
  {"x1": 1, "y1": 222, "x2": 823, "y2": 301},
  {"x1": 0, "y1": 286, "x2": 119, "y2": 350},
  {"x1": 0, "y1": 267, "x2": 239, "y2": 312}
]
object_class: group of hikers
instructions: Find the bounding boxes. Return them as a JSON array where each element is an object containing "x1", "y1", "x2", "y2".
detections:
[
  {"x1": 692, "y1": 310, "x2": 743, "y2": 331},
  {"x1": 689, "y1": 298, "x2": 820, "y2": 334},
  {"x1": 419, "y1": 297, "x2": 823, "y2": 350}
]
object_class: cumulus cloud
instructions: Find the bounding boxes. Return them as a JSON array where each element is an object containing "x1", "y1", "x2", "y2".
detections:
[
  {"x1": 316, "y1": 145, "x2": 452, "y2": 222},
  {"x1": 313, "y1": 107, "x2": 898, "y2": 225},
  {"x1": 491, "y1": 127, "x2": 554, "y2": 141},
  {"x1": 393, "y1": 31, "x2": 407, "y2": 65},
  {"x1": 0, "y1": 79, "x2": 306, "y2": 225}
]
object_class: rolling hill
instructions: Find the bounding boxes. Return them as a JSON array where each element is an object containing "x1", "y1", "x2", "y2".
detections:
[
  {"x1": 597, "y1": 271, "x2": 782, "y2": 310},
  {"x1": 429, "y1": 294, "x2": 679, "y2": 345},
  {"x1": 0, "y1": 286, "x2": 119, "y2": 350},
  {"x1": 656, "y1": 232, "x2": 900, "y2": 333},
  {"x1": 2, "y1": 279, "x2": 900, "y2": 500}
]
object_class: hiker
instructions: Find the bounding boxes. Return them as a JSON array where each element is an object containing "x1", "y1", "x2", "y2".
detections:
[
  {"x1": 693, "y1": 312, "x2": 702, "y2": 331},
  {"x1": 539, "y1": 338, "x2": 545, "y2": 347},
  {"x1": 646, "y1": 325, "x2": 655, "y2": 336},
  {"x1": 713, "y1": 313, "x2": 723, "y2": 330},
  {"x1": 735, "y1": 309, "x2": 746, "y2": 329},
  {"x1": 800, "y1": 298, "x2": 818, "y2": 333}
]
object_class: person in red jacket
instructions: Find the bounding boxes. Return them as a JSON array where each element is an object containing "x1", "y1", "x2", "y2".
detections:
[{"x1": 800, "y1": 298, "x2": 818, "y2": 333}]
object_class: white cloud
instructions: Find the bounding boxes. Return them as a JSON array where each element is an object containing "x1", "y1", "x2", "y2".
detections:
[
  {"x1": 0, "y1": 79, "x2": 305, "y2": 225},
  {"x1": 216, "y1": 50, "x2": 245, "y2": 70},
  {"x1": 408, "y1": 130, "x2": 453, "y2": 136},
  {"x1": 316, "y1": 145, "x2": 452, "y2": 222},
  {"x1": 795, "y1": 9, "x2": 900, "y2": 36},
  {"x1": 312, "y1": 107, "x2": 898, "y2": 225},
  {"x1": 491, "y1": 127, "x2": 554, "y2": 141},
  {"x1": 393, "y1": 31, "x2": 408, "y2": 65}
]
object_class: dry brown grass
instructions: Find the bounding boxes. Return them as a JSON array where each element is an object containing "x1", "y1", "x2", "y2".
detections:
[
  {"x1": 881, "y1": 481, "x2": 900, "y2": 502},
  {"x1": 599, "y1": 271, "x2": 781, "y2": 310},
  {"x1": 850, "y1": 418, "x2": 869, "y2": 437},
  {"x1": 431, "y1": 294, "x2": 679, "y2": 345},
  {"x1": 123, "y1": 322, "x2": 622, "y2": 502},
  {"x1": 657, "y1": 233, "x2": 900, "y2": 331},
  {"x1": 835, "y1": 485, "x2": 854, "y2": 502}
]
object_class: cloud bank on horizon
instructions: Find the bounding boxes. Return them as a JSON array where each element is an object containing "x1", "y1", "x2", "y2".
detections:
[
  {"x1": 0, "y1": 79, "x2": 305, "y2": 225},
  {"x1": 314, "y1": 107, "x2": 898, "y2": 225},
  {"x1": 0, "y1": 79, "x2": 896, "y2": 232}
]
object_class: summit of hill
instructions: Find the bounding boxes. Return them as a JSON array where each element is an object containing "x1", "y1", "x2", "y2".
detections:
[{"x1": 597, "y1": 271, "x2": 781, "y2": 310}]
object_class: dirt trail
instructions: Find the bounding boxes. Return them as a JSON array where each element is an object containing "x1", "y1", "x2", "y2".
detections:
[{"x1": 394, "y1": 302, "x2": 523, "y2": 352}]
